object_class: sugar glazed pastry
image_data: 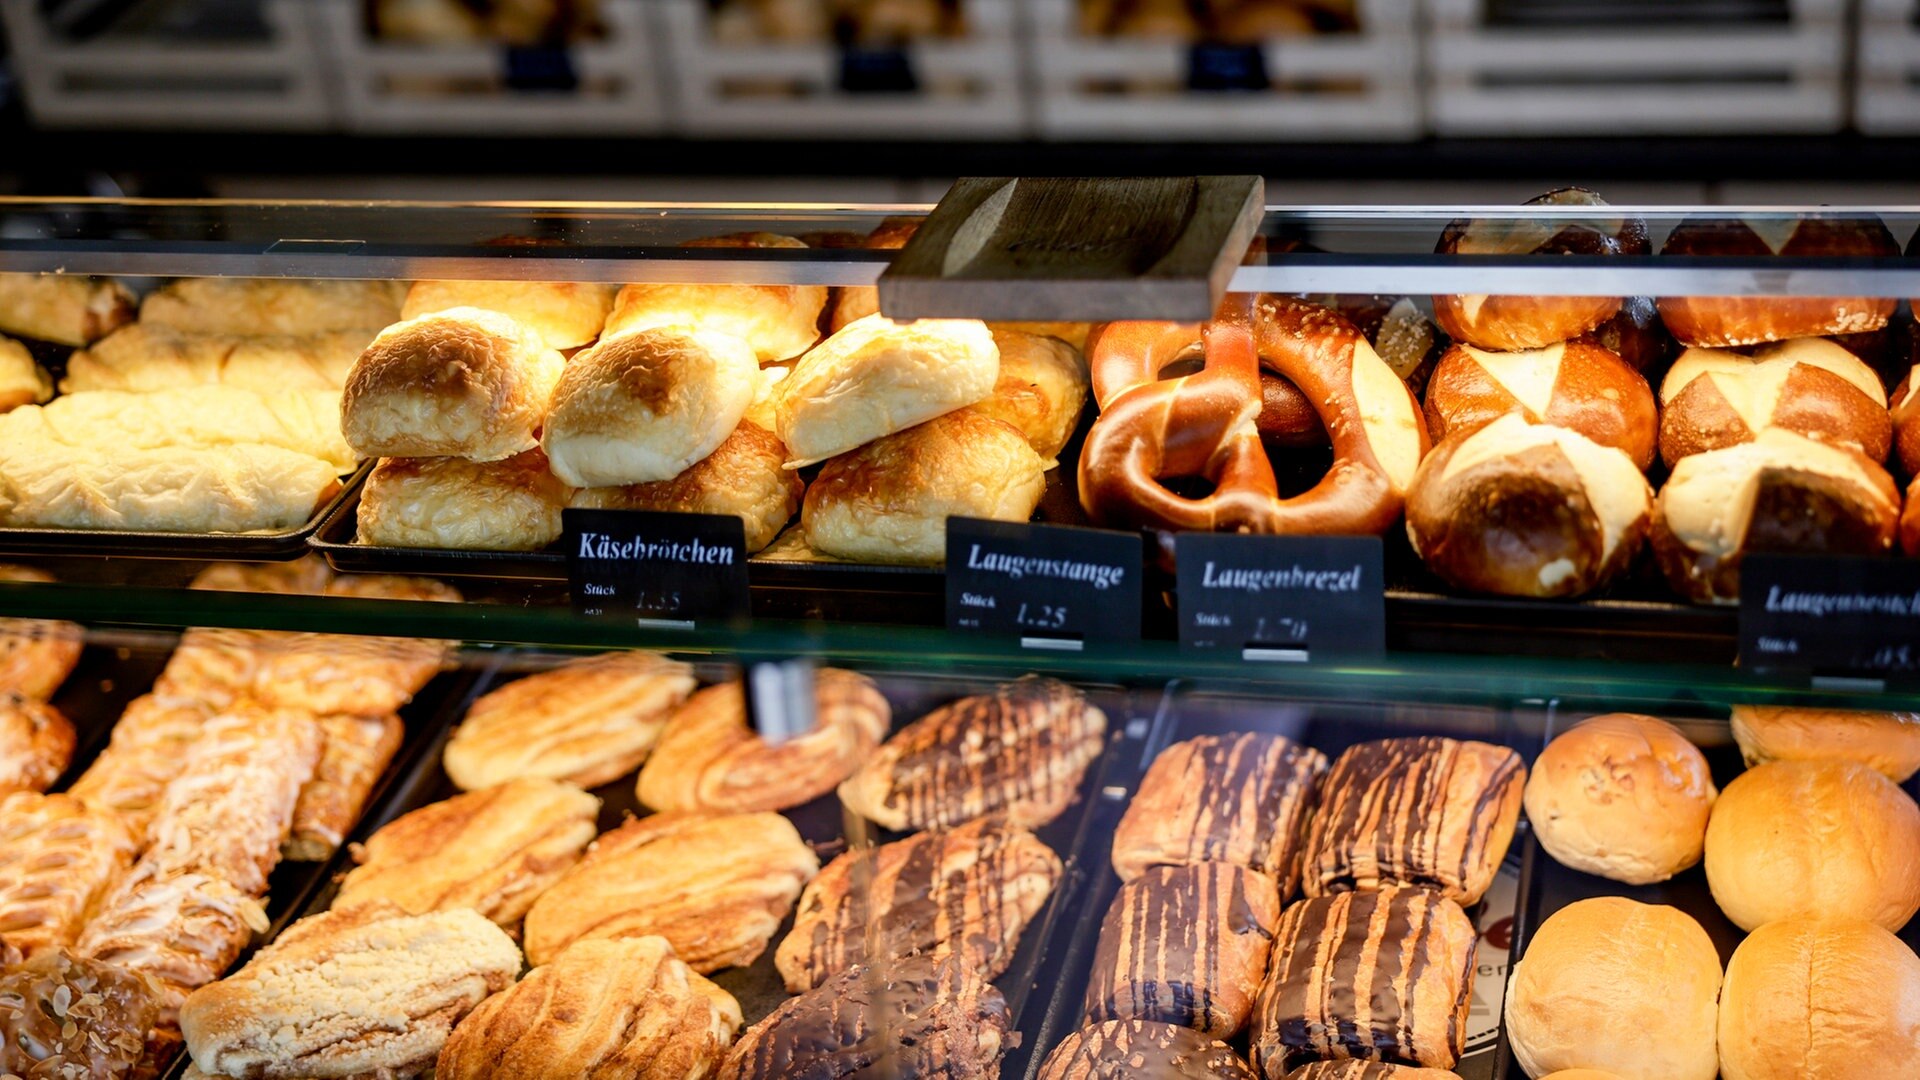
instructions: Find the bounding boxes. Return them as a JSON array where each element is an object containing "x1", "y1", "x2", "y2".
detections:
[
  {"x1": 1252, "y1": 886, "x2": 1478, "y2": 1073},
  {"x1": 1524, "y1": 714, "x2": 1716, "y2": 884},
  {"x1": 1111, "y1": 732, "x2": 1326, "y2": 891},
  {"x1": 437, "y1": 936, "x2": 743, "y2": 1080},
  {"x1": 179, "y1": 901, "x2": 520, "y2": 1080},
  {"x1": 775, "y1": 817, "x2": 1061, "y2": 993},
  {"x1": 1717, "y1": 916, "x2": 1920, "y2": 1080},
  {"x1": 341, "y1": 306, "x2": 566, "y2": 461},
  {"x1": 62, "y1": 324, "x2": 374, "y2": 394},
  {"x1": 1730, "y1": 704, "x2": 1920, "y2": 782},
  {"x1": 0, "y1": 272, "x2": 134, "y2": 346},
  {"x1": 67, "y1": 692, "x2": 209, "y2": 839},
  {"x1": 1039, "y1": 1020, "x2": 1260, "y2": 1080},
  {"x1": 522, "y1": 811, "x2": 819, "y2": 970},
  {"x1": 839, "y1": 675, "x2": 1107, "y2": 831},
  {"x1": 357, "y1": 448, "x2": 573, "y2": 551},
  {"x1": 0, "y1": 336, "x2": 51, "y2": 412},
  {"x1": 286, "y1": 712, "x2": 405, "y2": 862},
  {"x1": 161, "y1": 616, "x2": 456, "y2": 718},
  {"x1": 1658, "y1": 214, "x2": 1901, "y2": 347},
  {"x1": 801, "y1": 408, "x2": 1046, "y2": 564},
  {"x1": 1422, "y1": 340, "x2": 1658, "y2": 470},
  {"x1": 719, "y1": 955, "x2": 1013, "y2": 1080},
  {"x1": 1658, "y1": 338, "x2": 1892, "y2": 468},
  {"x1": 606, "y1": 233, "x2": 827, "y2": 364},
  {"x1": 140, "y1": 278, "x2": 405, "y2": 337},
  {"x1": 0, "y1": 792, "x2": 138, "y2": 958},
  {"x1": 1283, "y1": 1065, "x2": 1465, "y2": 1079},
  {"x1": 1301, "y1": 736, "x2": 1524, "y2": 906},
  {"x1": 571, "y1": 421, "x2": 804, "y2": 554},
  {"x1": 1083, "y1": 863, "x2": 1283, "y2": 1039},
  {"x1": 973, "y1": 328, "x2": 1091, "y2": 465},
  {"x1": 403, "y1": 279, "x2": 616, "y2": 352},
  {"x1": 0, "y1": 949, "x2": 161, "y2": 1079},
  {"x1": 637, "y1": 667, "x2": 889, "y2": 813},
  {"x1": 334, "y1": 777, "x2": 600, "y2": 927},
  {"x1": 0, "y1": 566, "x2": 81, "y2": 702},
  {"x1": 76, "y1": 868, "x2": 268, "y2": 1028},
  {"x1": 445, "y1": 651, "x2": 695, "y2": 791},
  {"x1": 0, "y1": 697, "x2": 73, "y2": 795}
]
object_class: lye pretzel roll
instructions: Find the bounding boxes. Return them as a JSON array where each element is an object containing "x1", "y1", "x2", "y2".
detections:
[
  {"x1": 1424, "y1": 340, "x2": 1657, "y2": 471},
  {"x1": 1079, "y1": 294, "x2": 1428, "y2": 552},
  {"x1": 1657, "y1": 215, "x2": 1900, "y2": 347},
  {"x1": 1433, "y1": 188, "x2": 1648, "y2": 352},
  {"x1": 1892, "y1": 363, "x2": 1919, "y2": 477},
  {"x1": 1658, "y1": 338, "x2": 1892, "y2": 470}
]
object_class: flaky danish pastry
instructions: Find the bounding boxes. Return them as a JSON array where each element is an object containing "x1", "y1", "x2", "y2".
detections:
[
  {"x1": 1111, "y1": 732, "x2": 1326, "y2": 890},
  {"x1": 404, "y1": 279, "x2": 615, "y2": 352},
  {"x1": 76, "y1": 867, "x2": 268, "y2": 1030},
  {"x1": 0, "y1": 792, "x2": 138, "y2": 958},
  {"x1": 285, "y1": 712, "x2": 404, "y2": 862},
  {"x1": 0, "y1": 566, "x2": 81, "y2": 702},
  {"x1": 62, "y1": 324, "x2": 374, "y2": 394},
  {"x1": 0, "y1": 697, "x2": 73, "y2": 796},
  {"x1": 140, "y1": 278, "x2": 405, "y2": 337},
  {"x1": 357, "y1": 449, "x2": 573, "y2": 552},
  {"x1": 570, "y1": 421, "x2": 804, "y2": 555},
  {"x1": 0, "y1": 272, "x2": 133, "y2": 346},
  {"x1": 0, "y1": 336, "x2": 51, "y2": 413},
  {"x1": 606, "y1": 233, "x2": 826, "y2": 363},
  {"x1": 67, "y1": 692, "x2": 210, "y2": 841}
]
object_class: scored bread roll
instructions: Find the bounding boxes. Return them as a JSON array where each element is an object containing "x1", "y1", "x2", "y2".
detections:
[
  {"x1": 141, "y1": 278, "x2": 405, "y2": 336},
  {"x1": 570, "y1": 421, "x2": 802, "y2": 554},
  {"x1": 828, "y1": 216, "x2": 921, "y2": 333},
  {"x1": 1658, "y1": 215, "x2": 1900, "y2": 347},
  {"x1": 1423, "y1": 341, "x2": 1657, "y2": 470},
  {"x1": 357, "y1": 448, "x2": 572, "y2": 551},
  {"x1": 1730, "y1": 705, "x2": 1920, "y2": 782},
  {"x1": 1704, "y1": 759, "x2": 1920, "y2": 932},
  {"x1": 342, "y1": 307, "x2": 565, "y2": 461},
  {"x1": 972, "y1": 329, "x2": 1089, "y2": 465},
  {"x1": 1658, "y1": 338, "x2": 1892, "y2": 468},
  {"x1": 1651, "y1": 428, "x2": 1900, "y2": 605},
  {"x1": 0, "y1": 273, "x2": 133, "y2": 346},
  {"x1": 1523, "y1": 714, "x2": 1716, "y2": 884},
  {"x1": 802, "y1": 408, "x2": 1044, "y2": 565},
  {"x1": 1504, "y1": 897, "x2": 1720, "y2": 1080},
  {"x1": 1892, "y1": 363, "x2": 1919, "y2": 476},
  {"x1": 1717, "y1": 916, "x2": 1920, "y2": 1080},
  {"x1": 606, "y1": 232, "x2": 826, "y2": 363},
  {"x1": 542, "y1": 326, "x2": 759, "y2": 487},
  {"x1": 776, "y1": 313, "x2": 999, "y2": 467},
  {"x1": 61, "y1": 323, "x2": 376, "y2": 394},
  {"x1": 1406, "y1": 415, "x2": 1652, "y2": 598},
  {"x1": 403, "y1": 279, "x2": 615, "y2": 351},
  {"x1": 0, "y1": 337, "x2": 50, "y2": 412}
]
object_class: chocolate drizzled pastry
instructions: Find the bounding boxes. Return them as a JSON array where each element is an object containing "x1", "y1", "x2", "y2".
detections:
[
  {"x1": 1300, "y1": 737, "x2": 1524, "y2": 906},
  {"x1": 1084, "y1": 863, "x2": 1282, "y2": 1038},
  {"x1": 1283, "y1": 1063, "x2": 1462, "y2": 1079},
  {"x1": 1039, "y1": 1019, "x2": 1259, "y2": 1080},
  {"x1": 838, "y1": 676, "x2": 1107, "y2": 831},
  {"x1": 719, "y1": 955, "x2": 1013, "y2": 1080},
  {"x1": 774, "y1": 817, "x2": 1061, "y2": 993},
  {"x1": 0, "y1": 949, "x2": 160, "y2": 1079},
  {"x1": 1112, "y1": 733, "x2": 1327, "y2": 891},
  {"x1": 1251, "y1": 887, "x2": 1477, "y2": 1075}
]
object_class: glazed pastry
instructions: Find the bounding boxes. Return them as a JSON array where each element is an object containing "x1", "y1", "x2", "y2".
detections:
[
  {"x1": 334, "y1": 777, "x2": 600, "y2": 928},
  {"x1": 179, "y1": 901, "x2": 520, "y2": 1080},
  {"x1": 607, "y1": 233, "x2": 828, "y2": 363},
  {"x1": 1251, "y1": 886, "x2": 1478, "y2": 1073},
  {"x1": 1039, "y1": 1020, "x2": 1260, "y2": 1080},
  {"x1": 1111, "y1": 732, "x2": 1327, "y2": 890},
  {"x1": 522, "y1": 811, "x2": 819, "y2": 971},
  {"x1": 285, "y1": 712, "x2": 404, "y2": 862},
  {"x1": 838, "y1": 675, "x2": 1107, "y2": 831},
  {"x1": 1084, "y1": 863, "x2": 1283, "y2": 1039},
  {"x1": 719, "y1": 955, "x2": 1012, "y2": 1080},
  {"x1": 61, "y1": 324, "x2": 374, "y2": 394},
  {"x1": 0, "y1": 567, "x2": 81, "y2": 701},
  {"x1": 1283, "y1": 1065, "x2": 1463, "y2": 1079},
  {"x1": 76, "y1": 868, "x2": 267, "y2": 1029},
  {"x1": 444, "y1": 651, "x2": 696, "y2": 792},
  {"x1": 67, "y1": 693, "x2": 210, "y2": 841},
  {"x1": 356, "y1": 449, "x2": 574, "y2": 552},
  {"x1": 0, "y1": 792, "x2": 138, "y2": 957},
  {"x1": 637, "y1": 667, "x2": 889, "y2": 813},
  {"x1": 0, "y1": 697, "x2": 73, "y2": 795},
  {"x1": 160, "y1": 621, "x2": 453, "y2": 717},
  {"x1": 0, "y1": 336, "x2": 51, "y2": 412},
  {"x1": 403, "y1": 280, "x2": 615, "y2": 352},
  {"x1": 436, "y1": 936, "x2": 743, "y2": 1080},
  {"x1": 570, "y1": 421, "x2": 804, "y2": 554},
  {"x1": 139, "y1": 278, "x2": 405, "y2": 337},
  {"x1": 0, "y1": 949, "x2": 161, "y2": 1079},
  {"x1": 189, "y1": 556, "x2": 334, "y2": 596},
  {"x1": 1300, "y1": 736, "x2": 1525, "y2": 906},
  {"x1": 774, "y1": 817, "x2": 1061, "y2": 993},
  {"x1": 0, "y1": 272, "x2": 134, "y2": 346}
]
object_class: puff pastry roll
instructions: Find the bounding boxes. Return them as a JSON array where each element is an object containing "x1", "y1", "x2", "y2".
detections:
[
  {"x1": 0, "y1": 792, "x2": 138, "y2": 958},
  {"x1": 62, "y1": 323, "x2": 373, "y2": 394},
  {"x1": 523, "y1": 811, "x2": 818, "y2": 971},
  {"x1": 0, "y1": 567, "x2": 81, "y2": 701},
  {"x1": 1039, "y1": 1020, "x2": 1260, "y2": 1080},
  {"x1": 637, "y1": 667, "x2": 889, "y2": 814},
  {"x1": 0, "y1": 949, "x2": 162, "y2": 1080},
  {"x1": 1112, "y1": 733, "x2": 1327, "y2": 890},
  {"x1": 188, "y1": 555, "x2": 333, "y2": 595},
  {"x1": 138, "y1": 277, "x2": 404, "y2": 337},
  {"x1": 838, "y1": 675, "x2": 1106, "y2": 831},
  {"x1": 1251, "y1": 887, "x2": 1478, "y2": 1075},
  {"x1": 285, "y1": 712, "x2": 403, "y2": 862},
  {"x1": 68, "y1": 693, "x2": 210, "y2": 841},
  {"x1": 0, "y1": 336, "x2": 51, "y2": 412},
  {"x1": 0, "y1": 272, "x2": 134, "y2": 346},
  {"x1": 437, "y1": 936, "x2": 742, "y2": 1080},
  {"x1": 334, "y1": 777, "x2": 599, "y2": 927},
  {"x1": 355, "y1": 449, "x2": 573, "y2": 552},
  {"x1": 0, "y1": 696, "x2": 73, "y2": 795},
  {"x1": 1084, "y1": 863, "x2": 1284, "y2": 1039},
  {"x1": 160, "y1": 623, "x2": 451, "y2": 717},
  {"x1": 444, "y1": 651, "x2": 695, "y2": 791},
  {"x1": 29, "y1": 386, "x2": 355, "y2": 470},
  {"x1": 1301, "y1": 737, "x2": 1525, "y2": 906}
]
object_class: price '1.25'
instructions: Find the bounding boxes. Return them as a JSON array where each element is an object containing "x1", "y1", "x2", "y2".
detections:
[{"x1": 1016, "y1": 602, "x2": 1069, "y2": 631}]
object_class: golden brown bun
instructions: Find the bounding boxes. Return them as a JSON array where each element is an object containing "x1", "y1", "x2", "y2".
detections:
[
  {"x1": 1730, "y1": 705, "x2": 1920, "y2": 782},
  {"x1": 1217, "y1": 0, "x2": 1315, "y2": 43},
  {"x1": 974, "y1": 329, "x2": 1089, "y2": 465},
  {"x1": 61, "y1": 323, "x2": 374, "y2": 394},
  {"x1": 141, "y1": 278, "x2": 404, "y2": 337},
  {"x1": 607, "y1": 233, "x2": 826, "y2": 363},
  {"x1": 1504, "y1": 897, "x2": 1720, "y2": 1080},
  {"x1": 1658, "y1": 338, "x2": 1892, "y2": 469},
  {"x1": 775, "y1": 314, "x2": 1000, "y2": 466},
  {"x1": 341, "y1": 307, "x2": 565, "y2": 461},
  {"x1": 404, "y1": 279, "x2": 615, "y2": 351},
  {"x1": 0, "y1": 337, "x2": 50, "y2": 413},
  {"x1": 570, "y1": 421, "x2": 802, "y2": 554},
  {"x1": 1651, "y1": 428, "x2": 1900, "y2": 605},
  {"x1": 1524, "y1": 714, "x2": 1716, "y2": 884},
  {"x1": 1658, "y1": 216, "x2": 1900, "y2": 346},
  {"x1": 1407, "y1": 416, "x2": 1651, "y2": 599},
  {"x1": 1423, "y1": 341, "x2": 1657, "y2": 470},
  {"x1": 357, "y1": 448, "x2": 572, "y2": 551},
  {"x1": 827, "y1": 217, "x2": 921, "y2": 333},
  {"x1": 1717, "y1": 916, "x2": 1920, "y2": 1080},
  {"x1": 1704, "y1": 759, "x2": 1920, "y2": 932},
  {"x1": 1892, "y1": 363, "x2": 1918, "y2": 476},
  {"x1": 0, "y1": 272, "x2": 134, "y2": 346},
  {"x1": 436, "y1": 936, "x2": 742, "y2": 1080},
  {"x1": 542, "y1": 326, "x2": 759, "y2": 487},
  {"x1": 802, "y1": 408, "x2": 1044, "y2": 565}
]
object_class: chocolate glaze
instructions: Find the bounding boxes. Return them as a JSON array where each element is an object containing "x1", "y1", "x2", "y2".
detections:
[
  {"x1": 1283, "y1": 1062, "x2": 1462, "y2": 1079},
  {"x1": 1038, "y1": 1019, "x2": 1259, "y2": 1080}
]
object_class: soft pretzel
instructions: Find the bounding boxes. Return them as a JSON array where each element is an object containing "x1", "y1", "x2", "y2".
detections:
[{"x1": 1078, "y1": 294, "x2": 1427, "y2": 546}]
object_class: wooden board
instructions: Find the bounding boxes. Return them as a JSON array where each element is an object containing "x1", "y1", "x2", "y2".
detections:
[{"x1": 877, "y1": 176, "x2": 1265, "y2": 322}]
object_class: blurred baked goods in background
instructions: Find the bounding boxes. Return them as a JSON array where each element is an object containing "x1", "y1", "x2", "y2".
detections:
[
  {"x1": 1080, "y1": 0, "x2": 1358, "y2": 40},
  {"x1": 370, "y1": 0, "x2": 606, "y2": 43}
]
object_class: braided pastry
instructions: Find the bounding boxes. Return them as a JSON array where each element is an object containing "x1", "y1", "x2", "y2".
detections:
[{"x1": 0, "y1": 792, "x2": 137, "y2": 958}]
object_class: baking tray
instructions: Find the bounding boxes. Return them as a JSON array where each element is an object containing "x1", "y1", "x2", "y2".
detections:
[
  {"x1": 1023, "y1": 683, "x2": 1539, "y2": 1080},
  {"x1": 279, "y1": 651, "x2": 1144, "y2": 1077}
]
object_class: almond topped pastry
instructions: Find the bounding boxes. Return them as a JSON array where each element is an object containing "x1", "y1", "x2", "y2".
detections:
[
  {"x1": 0, "y1": 949, "x2": 162, "y2": 1080},
  {"x1": 0, "y1": 792, "x2": 138, "y2": 958},
  {"x1": 285, "y1": 711, "x2": 404, "y2": 862},
  {"x1": 0, "y1": 696, "x2": 74, "y2": 796},
  {"x1": 0, "y1": 566, "x2": 82, "y2": 701},
  {"x1": 67, "y1": 692, "x2": 209, "y2": 843},
  {"x1": 76, "y1": 867, "x2": 268, "y2": 1030}
]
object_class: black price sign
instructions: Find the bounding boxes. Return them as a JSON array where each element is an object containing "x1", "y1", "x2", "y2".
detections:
[
  {"x1": 565, "y1": 508, "x2": 750, "y2": 628},
  {"x1": 1187, "y1": 43, "x2": 1272, "y2": 92},
  {"x1": 1740, "y1": 554, "x2": 1920, "y2": 683},
  {"x1": 1175, "y1": 533, "x2": 1385, "y2": 661},
  {"x1": 945, "y1": 518, "x2": 1143, "y2": 650}
]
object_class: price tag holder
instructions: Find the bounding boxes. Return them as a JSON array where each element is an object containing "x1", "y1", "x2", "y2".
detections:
[
  {"x1": 565, "y1": 508, "x2": 749, "y2": 629},
  {"x1": 1186, "y1": 43, "x2": 1272, "y2": 92},
  {"x1": 945, "y1": 518, "x2": 1144, "y2": 651},
  {"x1": 1739, "y1": 554, "x2": 1920, "y2": 684},
  {"x1": 839, "y1": 46, "x2": 918, "y2": 93},
  {"x1": 503, "y1": 45, "x2": 580, "y2": 91},
  {"x1": 1174, "y1": 533, "x2": 1386, "y2": 661}
]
